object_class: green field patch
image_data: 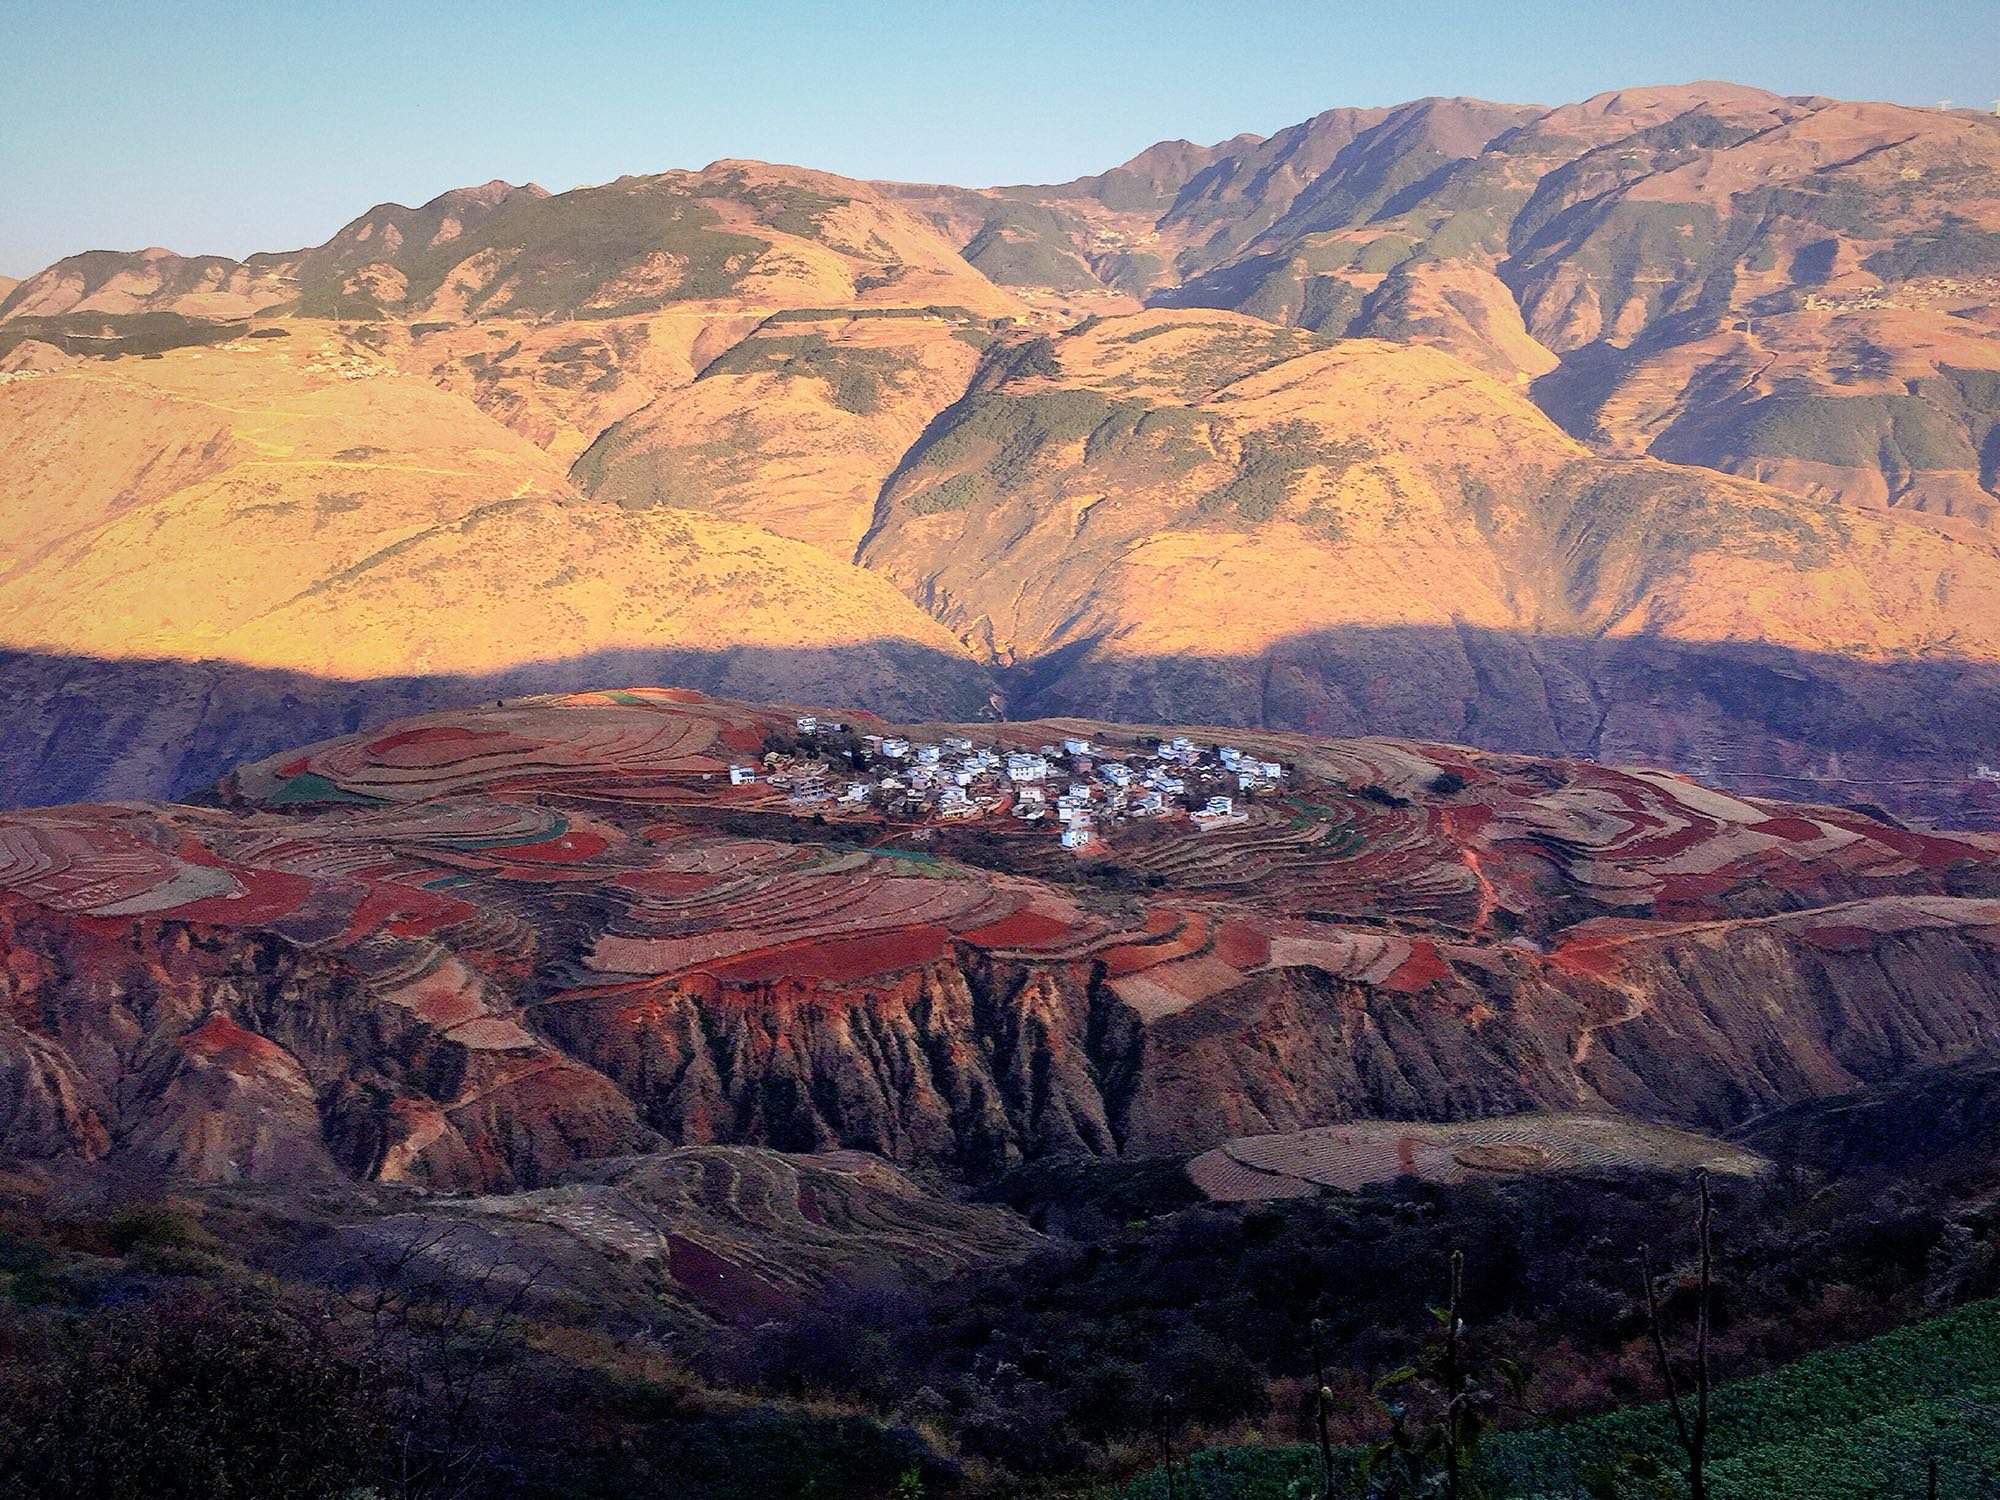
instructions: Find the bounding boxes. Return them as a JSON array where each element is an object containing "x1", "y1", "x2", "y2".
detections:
[
  {"x1": 444, "y1": 815, "x2": 570, "y2": 853},
  {"x1": 269, "y1": 773, "x2": 384, "y2": 806},
  {"x1": 1119, "y1": 1297, "x2": 2000, "y2": 1498}
]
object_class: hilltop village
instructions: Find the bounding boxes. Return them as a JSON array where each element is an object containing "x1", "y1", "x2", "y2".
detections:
[{"x1": 728, "y1": 716, "x2": 1287, "y2": 853}]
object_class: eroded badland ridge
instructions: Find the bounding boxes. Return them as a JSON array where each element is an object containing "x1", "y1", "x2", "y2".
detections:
[{"x1": 3, "y1": 84, "x2": 2000, "y2": 829}]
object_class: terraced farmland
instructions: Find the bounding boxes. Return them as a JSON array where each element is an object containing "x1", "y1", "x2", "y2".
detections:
[
  {"x1": 3, "y1": 688, "x2": 2000, "y2": 1190},
  {"x1": 332, "y1": 1143, "x2": 1036, "y2": 1327},
  {"x1": 1187, "y1": 1113, "x2": 1769, "y2": 1202}
]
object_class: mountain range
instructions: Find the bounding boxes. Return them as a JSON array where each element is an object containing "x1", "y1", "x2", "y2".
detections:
[{"x1": 3, "y1": 82, "x2": 1999, "y2": 825}]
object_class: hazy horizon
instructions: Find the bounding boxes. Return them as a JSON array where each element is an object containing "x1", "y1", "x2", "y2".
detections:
[{"x1": 5, "y1": 0, "x2": 1999, "y2": 278}]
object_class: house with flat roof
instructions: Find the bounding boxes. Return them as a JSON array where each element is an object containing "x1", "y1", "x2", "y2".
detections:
[{"x1": 1006, "y1": 753, "x2": 1051, "y2": 782}]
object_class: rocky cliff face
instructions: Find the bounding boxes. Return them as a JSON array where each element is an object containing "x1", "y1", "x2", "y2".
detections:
[{"x1": 4, "y1": 690, "x2": 1998, "y2": 1192}]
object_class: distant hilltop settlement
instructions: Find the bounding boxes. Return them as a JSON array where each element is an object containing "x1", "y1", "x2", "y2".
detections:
[{"x1": 722, "y1": 716, "x2": 1287, "y2": 854}]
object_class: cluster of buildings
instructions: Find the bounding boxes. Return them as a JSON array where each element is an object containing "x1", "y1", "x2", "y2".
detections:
[
  {"x1": 724, "y1": 719, "x2": 1285, "y2": 854},
  {"x1": 1797, "y1": 273, "x2": 2000, "y2": 314}
]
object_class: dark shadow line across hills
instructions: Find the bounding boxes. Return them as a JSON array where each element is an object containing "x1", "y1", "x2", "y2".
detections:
[
  {"x1": 0, "y1": 640, "x2": 997, "y2": 810},
  {"x1": 3, "y1": 625, "x2": 1999, "y2": 828}
]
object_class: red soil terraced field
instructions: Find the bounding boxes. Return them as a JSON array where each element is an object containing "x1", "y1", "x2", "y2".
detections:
[{"x1": 4, "y1": 688, "x2": 2000, "y2": 1191}]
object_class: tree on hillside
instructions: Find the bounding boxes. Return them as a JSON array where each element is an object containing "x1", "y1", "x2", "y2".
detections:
[
  {"x1": 1309, "y1": 1317, "x2": 1339, "y2": 1500},
  {"x1": 1641, "y1": 1170, "x2": 1715, "y2": 1500},
  {"x1": 337, "y1": 1223, "x2": 549, "y2": 1500},
  {"x1": 1357, "y1": 1248, "x2": 1519, "y2": 1499}
]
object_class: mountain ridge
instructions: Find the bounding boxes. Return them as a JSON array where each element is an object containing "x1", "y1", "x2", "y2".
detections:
[{"x1": 2, "y1": 81, "x2": 1998, "y2": 825}]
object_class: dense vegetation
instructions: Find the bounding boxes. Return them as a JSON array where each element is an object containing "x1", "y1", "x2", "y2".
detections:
[
  {"x1": 0, "y1": 311, "x2": 245, "y2": 360},
  {"x1": 1864, "y1": 224, "x2": 2000, "y2": 283},
  {"x1": 1705, "y1": 393, "x2": 1979, "y2": 471},
  {"x1": 962, "y1": 204, "x2": 1103, "y2": 291}
]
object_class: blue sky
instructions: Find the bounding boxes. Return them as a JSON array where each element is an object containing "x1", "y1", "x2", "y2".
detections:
[{"x1": 4, "y1": 0, "x2": 1997, "y2": 276}]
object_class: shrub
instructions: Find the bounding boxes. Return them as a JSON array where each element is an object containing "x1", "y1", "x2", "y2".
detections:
[{"x1": 0, "y1": 1291, "x2": 384, "y2": 1500}]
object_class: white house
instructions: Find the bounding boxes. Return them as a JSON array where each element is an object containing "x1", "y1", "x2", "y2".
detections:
[
  {"x1": 1061, "y1": 736, "x2": 1092, "y2": 756},
  {"x1": 915, "y1": 744, "x2": 941, "y2": 766},
  {"x1": 880, "y1": 738, "x2": 911, "y2": 760},
  {"x1": 728, "y1": 765, "x2": 757, "y2": 786},
  {"x1": 1192, "y1": 793, "x2": 1249, "y2": 831},
  {"x1": 1006, "y1": 753, "x2": 1050, "y2": 783},
  {"x1": 1061, "y1": 824, "x2": 1093, "y2": 850},
  {"x1": 795, "y1": 715, "x2": 819, "y2": 735}
]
